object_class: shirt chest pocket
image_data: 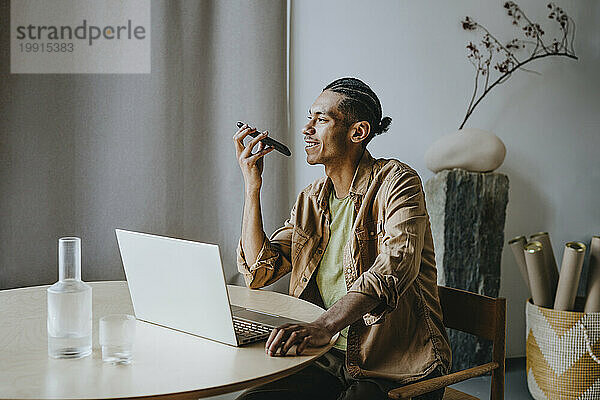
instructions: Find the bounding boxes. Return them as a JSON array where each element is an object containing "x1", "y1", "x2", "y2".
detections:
[{"x1": 355, "y1": 219, "x2": 384, "y2": 266}]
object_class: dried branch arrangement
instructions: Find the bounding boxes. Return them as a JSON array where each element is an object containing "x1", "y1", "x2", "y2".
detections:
[{"x1": 459, "y1": 2, "x2": 578, "y2": 129}]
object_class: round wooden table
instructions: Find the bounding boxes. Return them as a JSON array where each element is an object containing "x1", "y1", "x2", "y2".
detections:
[{"x1": 0, "y1": 281, "x2": 335, "y2": 399}]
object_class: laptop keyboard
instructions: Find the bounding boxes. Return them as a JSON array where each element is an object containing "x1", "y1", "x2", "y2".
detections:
[{"x1": 233, "y1": 317, "x2": 273, "y2": 345}]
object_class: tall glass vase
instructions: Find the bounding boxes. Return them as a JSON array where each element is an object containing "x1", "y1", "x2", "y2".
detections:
[{"x1": 47, "y1": 237, "x2": 92, "y2": 358}]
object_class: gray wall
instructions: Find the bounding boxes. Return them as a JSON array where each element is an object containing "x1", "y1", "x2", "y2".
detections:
[{"x1": 289, "y1": 0, "x2": 600, "y2": 357}]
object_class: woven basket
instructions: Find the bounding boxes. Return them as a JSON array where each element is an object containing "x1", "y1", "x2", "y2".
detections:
[{"x1": 526, "y1": 298, "x2": 600, "y2": 399}]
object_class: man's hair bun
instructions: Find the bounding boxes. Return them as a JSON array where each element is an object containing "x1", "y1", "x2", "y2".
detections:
[{"x1": 377, "y1": 116, "x2": 392, "y2": 135}]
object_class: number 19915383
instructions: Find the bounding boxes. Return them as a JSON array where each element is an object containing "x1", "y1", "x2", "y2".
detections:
[{"x1": 19, "y1": 42, "x2": 74, "y2": 53}]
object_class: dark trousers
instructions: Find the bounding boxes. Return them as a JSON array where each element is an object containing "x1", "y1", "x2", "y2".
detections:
[{"x1": 236, "y1": 349, "x2": 445, "y2": 400}]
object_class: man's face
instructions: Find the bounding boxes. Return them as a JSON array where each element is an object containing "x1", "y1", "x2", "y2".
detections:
[{"x1": 303, "y1": 90, "x2": 351, "y2": 166}]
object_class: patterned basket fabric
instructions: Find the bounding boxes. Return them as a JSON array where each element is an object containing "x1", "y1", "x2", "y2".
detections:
[{"x1": 526, "y1": 300, "x2": 600, "y2": 399}]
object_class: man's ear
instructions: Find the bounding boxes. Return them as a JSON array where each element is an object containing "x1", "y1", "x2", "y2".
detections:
[{"x1": 350, "y1": 121, "x2": 371, "y2": 145}]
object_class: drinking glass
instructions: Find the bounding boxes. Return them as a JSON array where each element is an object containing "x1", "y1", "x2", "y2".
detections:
[{"x1": 99, "y1": 314, "x2": 136, "y2": 364}]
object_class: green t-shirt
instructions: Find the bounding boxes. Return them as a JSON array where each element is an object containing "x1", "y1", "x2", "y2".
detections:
[{"x1": 316, "y1": 189, "x2": 354, "y2": 351}]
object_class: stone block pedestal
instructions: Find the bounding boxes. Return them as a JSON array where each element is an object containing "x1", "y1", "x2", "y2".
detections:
[{"x1": 425, "y1": 169, "x2": 509, "y2": 372}]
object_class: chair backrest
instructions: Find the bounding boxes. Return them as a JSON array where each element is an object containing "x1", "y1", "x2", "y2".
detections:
[
  {"x1": 438, "y1": 286, "x2": 504, "y2": 340},
  {"x1": 438, "y1": 285, "x2": 506, "y2": 400}
]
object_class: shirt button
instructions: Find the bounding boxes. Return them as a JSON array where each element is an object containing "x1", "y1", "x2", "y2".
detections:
[
  {"x1": 317, "y1": 249, "x2": 323, "y2": 254},
  {"x1": 369, "y1": 231, "x2": 375, "y2": 236},
  {"x1": 346, "y1": 268, "x2": 352, "y2": 274},
  {"x1": 301, "y1": 277, "x2": 308, "y2": 283}
]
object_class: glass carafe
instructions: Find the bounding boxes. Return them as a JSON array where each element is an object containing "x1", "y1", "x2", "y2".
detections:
[{"x1": 47, "y1": 237, "x2": 92, "y2": 358}]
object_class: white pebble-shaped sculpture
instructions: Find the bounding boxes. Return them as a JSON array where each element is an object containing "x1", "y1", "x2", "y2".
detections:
[{"x1": 425, "y1": 128, "x2": 506, "y2": 173}]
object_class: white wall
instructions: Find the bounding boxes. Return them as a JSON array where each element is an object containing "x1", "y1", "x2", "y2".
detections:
[{"x1": 289, "y1": 0, "x2": 600, "y2": 357}]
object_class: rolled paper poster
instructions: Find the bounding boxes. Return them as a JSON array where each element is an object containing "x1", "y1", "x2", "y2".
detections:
[
  {"x1": 530, "y1": 232, "x2": 559, "y2": 298},
  {"x1": 585, "y1": 236, "x2": 600, "y2": 313},
  {"x1": 524, "y1": 241, "x2": 553, "y2": 308},
  {"x1": 554, "y1": 242, "x2": 587, "y2": 311},
  {"x1": 508, "y1": 235, "x2": 530, "y2": 291}
]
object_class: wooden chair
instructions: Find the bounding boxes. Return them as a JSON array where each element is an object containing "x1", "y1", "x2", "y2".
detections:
[{"x1": 388, "y1": 286, "x2": 506, "y2": 400}]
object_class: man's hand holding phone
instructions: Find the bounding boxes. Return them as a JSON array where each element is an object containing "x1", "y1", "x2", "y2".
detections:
[{"x1": 233, "y1": 123, "x2": 275, "y2": 193}]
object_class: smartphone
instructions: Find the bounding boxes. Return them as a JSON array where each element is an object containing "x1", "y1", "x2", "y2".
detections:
[{"x1": 236, "y1": 121, "x2": 291, "y2": 156}]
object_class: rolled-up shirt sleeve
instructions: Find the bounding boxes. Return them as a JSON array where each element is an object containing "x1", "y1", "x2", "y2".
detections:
[
  {"x1": 349, "y1": 169, "x2": 427, "y2": 324},
  {"x1": 236, "y1": 205, "x2": 296, "y2": 288}
]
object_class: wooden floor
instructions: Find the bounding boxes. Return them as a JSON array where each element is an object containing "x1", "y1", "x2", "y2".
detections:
[{"x1": 443, "y1": 387, "x2": 480, "y2": 400}]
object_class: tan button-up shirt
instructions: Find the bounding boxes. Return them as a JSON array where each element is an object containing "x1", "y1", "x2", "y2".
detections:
[{"x1": 237, "y1": 149, "x2": 451, "y2": 383}]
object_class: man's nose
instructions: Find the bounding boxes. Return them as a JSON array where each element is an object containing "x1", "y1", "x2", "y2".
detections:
[{"x1": 302, "y1": 121, "x2": 315, "y2": 135}]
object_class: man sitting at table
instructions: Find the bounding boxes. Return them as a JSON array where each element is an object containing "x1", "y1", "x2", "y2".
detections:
[{"x1": 233, "y1": 77, "x2": 451, "y2": 400}]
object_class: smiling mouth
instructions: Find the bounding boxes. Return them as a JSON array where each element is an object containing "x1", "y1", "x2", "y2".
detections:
[{"x1": 305, "y1": 142, "x2": 319, "y2": 149}]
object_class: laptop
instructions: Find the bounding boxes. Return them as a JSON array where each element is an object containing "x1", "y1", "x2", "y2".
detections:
[{"x1": 115, "y1": 229, "x2": 306, "y2": 346}]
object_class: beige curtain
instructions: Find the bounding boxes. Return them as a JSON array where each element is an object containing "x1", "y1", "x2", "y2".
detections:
[{"x1": 0, "y1": 0, "x2": 290, "y2": 292}]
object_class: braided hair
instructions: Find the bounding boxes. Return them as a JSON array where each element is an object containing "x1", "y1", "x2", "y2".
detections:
[{"x1": 323, "y1": 77, "x2": 392, "y2": 145}]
